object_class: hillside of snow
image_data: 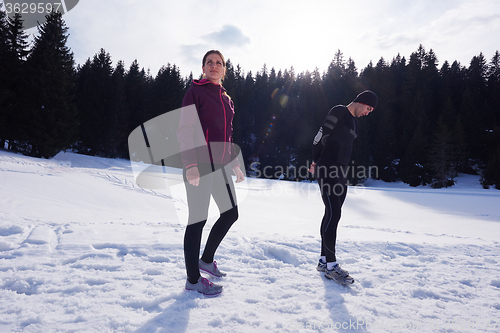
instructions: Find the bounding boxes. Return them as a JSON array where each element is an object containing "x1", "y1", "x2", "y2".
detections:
[{"x1": 0, "y1": 150, "x2": 499, "y2": 332}]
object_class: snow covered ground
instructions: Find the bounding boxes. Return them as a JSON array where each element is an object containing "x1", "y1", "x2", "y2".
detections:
[{"x1": 0, "y1": 149, "x2": 499, "y2": 333}]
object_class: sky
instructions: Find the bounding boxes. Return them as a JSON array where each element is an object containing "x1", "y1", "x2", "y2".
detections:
[{"x1": 13, "y1": 0, "x2": 500, "y2": 78}]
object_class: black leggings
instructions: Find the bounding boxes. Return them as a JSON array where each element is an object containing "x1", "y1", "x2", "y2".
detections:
[
  {"x1": 318, "y1": 176, "x2": 347, "y2": 263},
  {"x1": 183, "y1": 164, "x2": 238, "y2": 284}
]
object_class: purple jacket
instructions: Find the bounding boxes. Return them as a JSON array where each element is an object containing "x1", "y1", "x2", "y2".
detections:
[{"x1": 177, "y1": 79, "x2": 239, "y2": 169}]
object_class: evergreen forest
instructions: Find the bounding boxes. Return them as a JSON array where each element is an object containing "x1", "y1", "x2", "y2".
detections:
[{"x1": 1, "y1": 9, "x2": 499, "y2": 189}]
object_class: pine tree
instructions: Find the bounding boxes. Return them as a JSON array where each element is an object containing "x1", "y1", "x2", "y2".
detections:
[
  {"x1": 23, "y1": 11, "x2": 77, "y2": 157},
  {"x1": 371, "y1": 101, "x2": 397, "y2": 181},
  {"x1": 400, "y1": 50, "x2": 424, "y2": 148},
  {"x1": 387, "y1": 54, "x2": 406, "y2": 166},
  {"x1": 399, "y1": 90, "x2": 431, "y2": 186},
  {"x1": 223, "y1": 59, "x2": 238, "y2": 107},
  {"x1": 0, "y1": 12, "x2": 30, "y2": 150},
  {"x1": 465, "y1": 54, "x2": 488, "y2": 155},
  {"x1": 351, "y1": 117, "x2": 374, "y2": 184},
  {"x1": 423, "y1": 49, "x2": 440, "y2": 124},
  {"x1": 459, "y1": 87, "x2": 479, "y2": 160},
  {"x1": 0, "y1": 3, "x2": 7, "y2": 51},
  {"x1": 468, "y1": 53, "x2": 488, "y2": 100},
  {"x1": 428, "y1": 117, "x2": 455, "y2": 188},
  {"x1": 106, "y1": 60, "x2": 129, "y2": 157},
  {"x1": 400, "y1": 123, "x2": 430, "y2": 186},
  {"x1": 148, "y1": 63, "x2": 184, "y2": 119},
  {"x1": 76, "y1": 49, "x2": 116, "y2": 156},
  {"x1": 486, "y1": 51, "x2": 500, "y2": 127},
  {"x1": 482, "y1": 146, "x2": 500, "y2": 190},
  {"x1": 184, "y1": 72, "x2": 193, "y2": 91},
  {"x1": 452, "y1": 116, "x2": 469, "y2": 174},
  {"x1": 237, "y1": 71, "x2": 257, "y2": 167},
  {"x1": 323, "y1": 50, "x2": 346, "y2": 106},
  {"x1": 74, "y1": 59, "x2": 92, "y2": 152},
  {"x1": 125, "y1": 60, "x2": 149, "y2": 131},
  {"x1": 0, "y1": 6, "x2": 11, "y2": 148}
]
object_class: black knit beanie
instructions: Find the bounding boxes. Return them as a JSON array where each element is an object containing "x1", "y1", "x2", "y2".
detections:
[{"x1": 353, "y1": 90, "x2": 378, "y2": 109}]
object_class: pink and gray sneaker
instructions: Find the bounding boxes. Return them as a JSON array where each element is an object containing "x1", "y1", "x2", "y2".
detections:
[
  {"x1": 185, "y1": 276, "x2": 222, "y2": 296},
  {"x1": 199, "y1": 259, "x2": 227, "y2": 278}
]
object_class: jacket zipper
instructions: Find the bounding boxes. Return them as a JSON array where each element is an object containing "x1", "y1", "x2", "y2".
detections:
[
  {"x1": 206, "y1": 128, "x2": 215, "y2": 166},
  {"x1": 219, "y1": 88, "x2": 227, "y2": 164}
]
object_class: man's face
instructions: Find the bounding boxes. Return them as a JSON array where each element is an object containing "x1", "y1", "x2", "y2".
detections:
[{"x1": 357, "y1": 104, "x2": 374, "y2": 117}]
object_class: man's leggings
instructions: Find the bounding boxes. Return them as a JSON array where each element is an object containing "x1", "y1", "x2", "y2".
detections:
[{"x1": 317, "y1": 175, "x2": 348, "y2": 263}]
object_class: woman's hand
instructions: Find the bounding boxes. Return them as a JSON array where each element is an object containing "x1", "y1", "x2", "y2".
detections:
[
  {"x1": 233, "y1": 166, "x2": 245, "y2": 183},
  {"x1": 186, "y1": 167, "x2": 200, "y2": 186}
]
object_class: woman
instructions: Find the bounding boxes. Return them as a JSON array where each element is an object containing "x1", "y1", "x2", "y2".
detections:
[{"x1": 177, "y1": 50, "x2": 245, "y2": 296}]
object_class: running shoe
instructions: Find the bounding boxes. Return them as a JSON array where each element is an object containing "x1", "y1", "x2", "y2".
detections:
[
  {"x1": 185, "y1": 276, "x2": 223, "y2": 296},
  {"x1": 316, "y1": 258, "x2": 327, "y2": 272},
  {"x1": 199, "y1": 259, "x2": 227, "y2": 278},
  {"x1": 325, "y1": 264, "x2": 354, "y2": 285}
]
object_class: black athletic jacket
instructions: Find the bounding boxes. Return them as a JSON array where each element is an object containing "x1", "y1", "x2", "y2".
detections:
[{"x1": 312, "y1": 105, "x2": 358, "y2": 168}]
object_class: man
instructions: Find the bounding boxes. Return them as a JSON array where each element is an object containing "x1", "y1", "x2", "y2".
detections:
[{"x1": 309, "y1": 90, "x2": 378, "y2": 285}]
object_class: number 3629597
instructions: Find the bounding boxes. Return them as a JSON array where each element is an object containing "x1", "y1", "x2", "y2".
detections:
[{"x1": 5, "y1": 2, "x2": 63, "y2": 14}]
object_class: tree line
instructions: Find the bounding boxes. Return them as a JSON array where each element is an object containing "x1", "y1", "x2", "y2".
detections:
[{"x1": 1, "y1": 9, "x2": 499, "y2": 189}]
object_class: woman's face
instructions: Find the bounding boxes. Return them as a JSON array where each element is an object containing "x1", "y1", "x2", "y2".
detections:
[{"x1": 202, "y1": 53, "x2": 226, "y2": 84}]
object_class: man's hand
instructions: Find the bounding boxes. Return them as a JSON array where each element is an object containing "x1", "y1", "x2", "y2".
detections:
[{"x1": 309, "y1": 162, "x2": 316, "y2": 175}]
